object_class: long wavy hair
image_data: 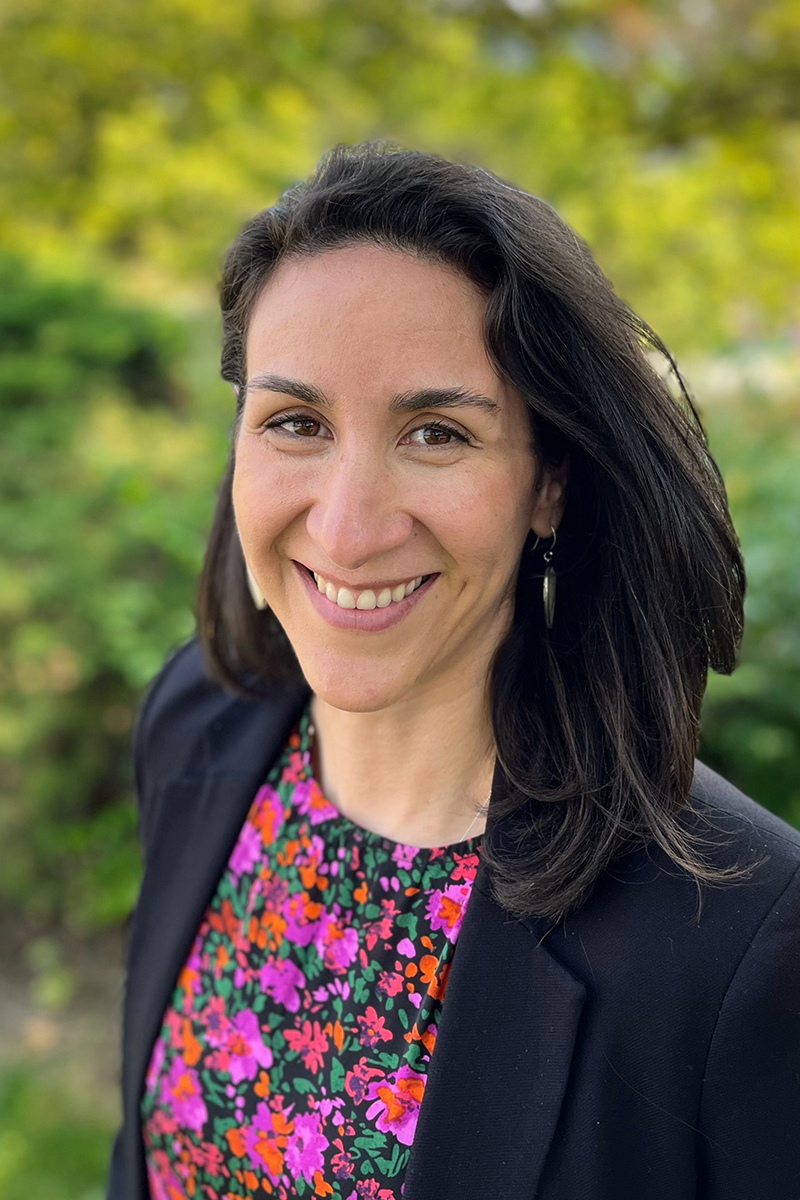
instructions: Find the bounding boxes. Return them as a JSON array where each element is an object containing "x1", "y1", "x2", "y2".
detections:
[{"x1": 197, "y1": 139, "x2": 753, "y2": 922}]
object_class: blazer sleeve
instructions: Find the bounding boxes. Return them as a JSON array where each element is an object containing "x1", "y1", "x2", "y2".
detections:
[
  {"x1": 130, "y1": 637, "x2": 202, "y2": 854},
  {"x1": 697, "y1": 858, "x2": 800, "y2": 1199},
  {"x1": 105, "y1": 638, "x2": 201, "y2": 1200}
]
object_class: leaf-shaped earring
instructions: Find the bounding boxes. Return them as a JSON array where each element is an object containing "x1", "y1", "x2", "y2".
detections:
[
  {"x1": 531, "y1": 525, "x2": 557, "y2": 629},
  {"x1": 245, "y1": 563, "x2": 268, "y2": 611}
]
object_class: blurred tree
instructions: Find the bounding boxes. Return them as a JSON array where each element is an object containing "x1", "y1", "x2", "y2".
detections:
[
  {"x1": 0, "y1": 252, "x2": 222, "y2": 931},
  {"x1": 0, "y1": 0, "x2": 798, "y2": 350},
  {"x1": 701, "y1": 382, "x2": 800, "y2": 829}
]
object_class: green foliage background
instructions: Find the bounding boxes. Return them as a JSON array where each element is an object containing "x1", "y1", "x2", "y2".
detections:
[{"x1": 0, "y1": 0, "x2": 799, "y2": 1193}]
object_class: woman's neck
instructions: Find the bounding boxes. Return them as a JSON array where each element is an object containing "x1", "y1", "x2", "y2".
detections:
[{"x1": 309, "y1": 679, "x2": 496, "y2": 848}]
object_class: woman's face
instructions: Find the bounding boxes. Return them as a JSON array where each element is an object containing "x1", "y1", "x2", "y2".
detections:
[{"x1": 233, "y1": 243, "x2": 564, "y2": 712}]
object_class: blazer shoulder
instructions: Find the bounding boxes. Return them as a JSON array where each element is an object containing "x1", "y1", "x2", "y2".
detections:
[
  {"x1": 131, "y1": 636, "x2": 229, "y2": 795},
  {"x1": 689, "y1": 757, "x2": 800, "y2": 875},
  {"x1": 130, "y1": 637, "x2": 311, "y2": 838}
]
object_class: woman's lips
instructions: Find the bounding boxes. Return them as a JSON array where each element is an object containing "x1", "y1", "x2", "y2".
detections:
[{"x1": 293, "y1": 560, "x2": 439, "y2": 632}]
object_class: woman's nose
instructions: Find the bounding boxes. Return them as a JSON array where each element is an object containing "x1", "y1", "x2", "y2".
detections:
[{"x1": 305, "y1": 448, "x2": 415, "y2": 570}]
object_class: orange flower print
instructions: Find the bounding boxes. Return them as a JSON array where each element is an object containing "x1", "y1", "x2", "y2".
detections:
[{"x1": 365, "y1": 1065, "x2": 426, "y2": 1146}]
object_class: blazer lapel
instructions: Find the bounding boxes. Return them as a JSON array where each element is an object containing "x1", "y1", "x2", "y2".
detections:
[
  {"x1": 121, "y1": 685, "x2": 310, "y2": 1196},
  {"x1": 402, "y1": 858, "x2": 587, "y2": 1200}
]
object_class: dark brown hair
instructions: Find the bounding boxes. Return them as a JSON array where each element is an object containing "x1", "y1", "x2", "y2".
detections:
[{"x1": 198, "y1": 139, "x2": 754, "y2": 922}]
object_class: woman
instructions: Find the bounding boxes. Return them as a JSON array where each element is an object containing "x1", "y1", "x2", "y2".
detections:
[{"x1": 107, "y1": 142, "x2": 800, "y2": 1200}]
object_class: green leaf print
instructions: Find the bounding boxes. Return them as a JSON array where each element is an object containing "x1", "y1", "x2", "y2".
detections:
[
  {"x1": 395, "y1": 912, "x2": 418, "y2": 939},
  {"x1": 352, "y1": 976, "x2": 369, "y2": 1005},
  {"x1": 330, "y1": 1057, "x2": 345, "y2": 1092},
  {"x1": 376, "y1": 1140, "x2": 403, "y2": 1176},
  {"x1": 355, "y1": 1129, "x2": 387, "y2": 1153}
]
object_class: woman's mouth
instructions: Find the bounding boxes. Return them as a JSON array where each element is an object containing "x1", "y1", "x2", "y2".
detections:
[{"x1": 293, "y1": 561, "x2": 439, "y2": 632}]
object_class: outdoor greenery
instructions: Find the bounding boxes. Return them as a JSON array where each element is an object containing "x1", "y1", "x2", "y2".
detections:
[{"x1": 1, "y1": 0, "x2": 799, "y2": 1193}]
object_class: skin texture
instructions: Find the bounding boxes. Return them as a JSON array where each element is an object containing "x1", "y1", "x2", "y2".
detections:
[{"x1": 233, "y1": 244, "x2": 567, "y2": 847}]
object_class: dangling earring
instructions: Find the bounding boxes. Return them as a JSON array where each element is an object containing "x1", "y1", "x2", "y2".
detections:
[
  {"x1": 531, "y1": 525, "x2": 557, "y2": 629},
  {"x1": 245, "y1": 563, "x2": 268, "y2": 611}
]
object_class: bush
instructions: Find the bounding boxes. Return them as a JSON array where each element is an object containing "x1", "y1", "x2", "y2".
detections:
[
  {"x1": 699, "y1": 369, "x2": 800, "y2": 828},
  {"x1": 0, "y1": 254, "x2": 221, "y2": 932}
]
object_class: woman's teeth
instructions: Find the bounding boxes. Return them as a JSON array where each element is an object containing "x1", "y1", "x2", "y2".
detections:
[{"x1": 312, "y1": 571, "x2": 429, "y2": 610}]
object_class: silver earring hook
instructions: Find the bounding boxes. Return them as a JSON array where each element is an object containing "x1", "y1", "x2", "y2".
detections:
[{"x1": 532, "y1": 524, "x2": 557, "y2": 557}]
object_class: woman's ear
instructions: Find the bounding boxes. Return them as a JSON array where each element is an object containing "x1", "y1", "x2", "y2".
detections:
[{"x1": 530, "y1": 453, "x2": 569, "y2": 539}]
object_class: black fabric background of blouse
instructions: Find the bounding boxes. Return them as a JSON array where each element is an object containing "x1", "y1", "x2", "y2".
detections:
[{"x1": 107, "y1": 637, "x2": 800, "y2": 1200}]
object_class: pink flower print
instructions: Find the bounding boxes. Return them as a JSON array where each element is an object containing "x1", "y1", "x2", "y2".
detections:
[
  {"x1": 365, "y1": 1064, "x2": 426, "y2": 1147},
  {"x1": 284, "y1": 748, "x2": 305, "y2": 782},
  {"x1": 285, "y1": 1110, "x2": 328, "y2": 1183},
  {"x1": 199, "y1": 995, "x2": 230, "y2": 1049},
  {"x1": 391, "y1": 843, "x2": 418, "y2": 870},
  {"x1": 284, "y1": 1018, "x2": 329, "y2": 1073},
  {"x1": 229, "y1": 819, "x2": 262, "y2": 877},
  {"x1": 363, "y1": 898, "x2": 399, "y2": 951},
  {"x1": 282, "y1": 893, "x2": 322, "y2": 947},
  {"x1": 377, "y1": 969, "x2": 404, "y2": 997},
  {"x1": 397, "y1": 937, "x2": 415, "y2": 957},
  {"x1": 318, "y1": 1095, "x2": 345, "y2": 1120},
  {"x1": 146, "y1": 1148, "x2": 187, "y2": 1200},
  {"x1": 145, "y1": 1037, "x2": 165, "y2": 1093},
  {"x1": 188, "y1": 1138, "x2": 225, "y2": 1174},
  {"x1": 294, "y1": 777, "x2": 340, "y2": 825},
  {"x1": 327, "y1": 977, "x2": 350, "y2": 1002},
  {"x1": 451, "y1": 848, "x2": 480, "y2": 882},
  {"x1": 331, "y1": 1139, "x2": 355, "y2": 1181},
  {"x1": 425, "y1": 882, "x2": 471, "y2": 942},
  {"x1": 315, "y1": 912, "x2": 359, "y2": 974},
  {"x1": 164, "y1": 1008, "x2": 185, "y2": 1050},
  {"x1": 352, "y1": 1181, "x2": 396, "y2": 1199},
  {"x1": 262, "y1": 872, "x2": 288, "y2": 911},
  {"x1": 356, "y1": 1005, "x2": 393, "y2": 1048},
  {"x1": 251, "y1": 785, "x2": 285, "y2": 846},
  {"x1": 225, "y1": 1009, "x2": 273, "y2": 1084},
  {"x1": 159, "y1": 1055, "x2": 208, "y2": 1132},
  {"x1": 143, "y1": 1107, "x2": 176, "y2": 1139},
  {"x1": 243, "y1": 1100, "x2": 283, "y2": 1183},
  {"x1": 259, "y1": 956, "x2": 306, "y2": 1013},
  {"x1": 344, "y1": 1057, "x2": 385, "y2": 1104}
]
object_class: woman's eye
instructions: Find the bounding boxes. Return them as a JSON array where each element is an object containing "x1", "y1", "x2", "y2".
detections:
[
  {"x1": 406, "y1": 421, "x2": 469, "y2": 447},
  {"x1": 263, "y1": 412, "x2": 328, "y2": 439}
]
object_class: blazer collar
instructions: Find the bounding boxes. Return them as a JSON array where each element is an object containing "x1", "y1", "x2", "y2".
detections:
[{"x1": 122, "y1": 693, "x2": 585, "y2": 1200}]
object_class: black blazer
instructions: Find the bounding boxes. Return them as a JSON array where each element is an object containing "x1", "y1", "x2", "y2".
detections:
[{"x1": 106, "y1": 637, "x2": 800, "y2": 1200}]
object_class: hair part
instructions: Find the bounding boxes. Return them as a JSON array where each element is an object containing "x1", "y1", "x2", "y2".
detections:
[{"x1": 197, "y1": 139, "x2": 756, "y2": 922}]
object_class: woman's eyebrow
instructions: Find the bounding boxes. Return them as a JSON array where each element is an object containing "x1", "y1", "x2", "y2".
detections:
[{"x1": 245, "y1": 372, "x2": 501, "y2": 416}]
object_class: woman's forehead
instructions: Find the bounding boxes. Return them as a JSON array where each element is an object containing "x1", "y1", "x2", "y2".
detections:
[{"x1": 244, "y1": 245, "x2": 508, "y2": 405}]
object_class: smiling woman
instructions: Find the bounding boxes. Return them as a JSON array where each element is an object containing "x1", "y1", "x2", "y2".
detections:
[{"x1": 107, "y1": 143, "x2": 800, "y2": 1200}]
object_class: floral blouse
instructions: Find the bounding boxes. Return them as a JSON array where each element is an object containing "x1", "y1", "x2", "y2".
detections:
[{"x1": 140, "y1": 701, "x2": 483, "y2": 1199}]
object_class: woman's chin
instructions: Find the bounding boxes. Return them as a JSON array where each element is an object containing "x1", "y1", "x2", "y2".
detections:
[{"x1": 293, "y1": 652, "x2": 420, "y2": 714}]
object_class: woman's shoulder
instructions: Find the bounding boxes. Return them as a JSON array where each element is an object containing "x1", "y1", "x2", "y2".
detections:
[
  {"x1": 547, "y1": 759, "x2": 800, "y2": 1006},
  {"x1": 130, "y1": 635, "x2": 309, "y2": 821},
  {"x1": 688, "y1": 757, "x2": 800, "y2": 879}
]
